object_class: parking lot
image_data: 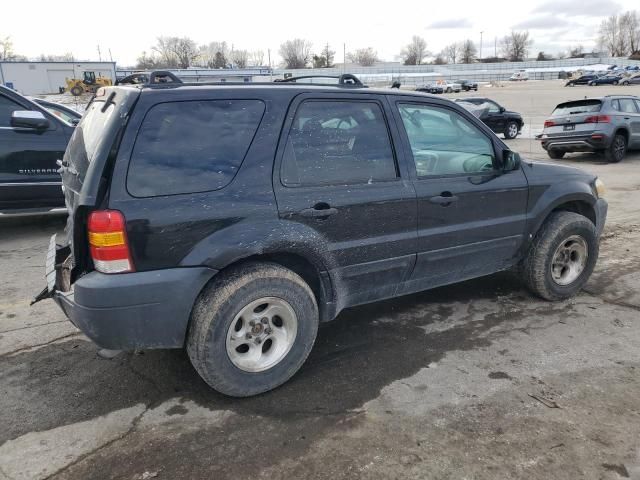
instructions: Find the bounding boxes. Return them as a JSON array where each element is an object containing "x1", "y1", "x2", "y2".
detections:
[{"x1": 1, "y1": 80, "x2": 640, "y2": 480}]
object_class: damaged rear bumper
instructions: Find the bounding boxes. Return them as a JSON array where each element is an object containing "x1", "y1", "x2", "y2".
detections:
[{"x1": 53, "y1": 267, "x2": 217, "y2": 350}]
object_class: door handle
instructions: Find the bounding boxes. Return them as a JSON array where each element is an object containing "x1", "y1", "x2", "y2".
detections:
[
  {"x1": 299, "y1": 204, "x2": 339, "y2": 218},
  {"x1": 429, "y1": 193, "x2": 459, "y2": 206}
]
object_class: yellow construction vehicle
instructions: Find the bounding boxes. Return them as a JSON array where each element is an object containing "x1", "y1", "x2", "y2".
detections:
[{"x1": 65, "y1": 71, "x2": 113, "y2": 96}]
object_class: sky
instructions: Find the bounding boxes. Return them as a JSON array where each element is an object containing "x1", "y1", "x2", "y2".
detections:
[{"x1": 1, "y1": 0, "x2": 638, "y2": 67}]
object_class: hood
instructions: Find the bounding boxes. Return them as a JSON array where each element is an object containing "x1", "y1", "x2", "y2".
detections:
[{"x1": 522, "y1": 159, "x2": 596, "y2": 181}]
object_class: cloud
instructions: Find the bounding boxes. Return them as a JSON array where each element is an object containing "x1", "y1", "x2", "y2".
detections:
[
  {"x1": 532, "y1": 0, "x2": 622, "y2": 17},
  {"x1": 427, "y1": 18, "x2": 472, "y2": 29},
  {"x1": 512, "y1": 15, "x2": 573, "y2": 30}
]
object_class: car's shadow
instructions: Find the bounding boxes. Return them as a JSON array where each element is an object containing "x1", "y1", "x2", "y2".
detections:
[{"x1": 0, "y1": 270, "x2": 549, "y2": 443}]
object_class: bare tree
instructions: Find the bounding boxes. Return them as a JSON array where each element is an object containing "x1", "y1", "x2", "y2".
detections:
[
  {"x1": 152, "y1": 36, "x2": 179, "y2": 68},
  {"x1": 568, "y1": 45, "x2": 584, "y2": 58},
  {"x1": 279, "y1": 39, "x2": 312, "y2": 69},
  {"x1": 443, "y1": 43, "x2": 460, "y2": 64},
  {"x1": 500, "y1": 31, "x2": 533, "y2": 61},
  {"x1": 199, "y1": 42, "x2": 230, "y2": 68},
  {"x1": 312, "y1": 43, "x2": 335, "y2": 68},
  {"x1": 460, "y1": 39, "x2": 477, "y2": 63},
  {"x1": 38, "y1": 52, "x2": 74, "y2": 62},
  {"x1": 347, "y1": 47, "x2": 378, "y2": 66},
  {"x1": 0, "y1": 36, "x2": 15, "y2": 61},
  {"x1": 401, "y1": 36, "x2": 429, "y2": 65},
  {"x1": 433, "y1": 55, "x2": 447, "y2": 65},
  {"x1": 231, "y1": 49, "x2": 250, "y2": 68},
  {"x1": 171, "y1": 37, "x2": 199, "y2": 69},
  {"x1": 620, "y1": 11, "x2": 640, "y2": 55},
  {"x1": 249, "y1": 50, "x2": 265, "y2": 66},
  {"x1": 598, "y1": 15, "x2": 626, "y2": 56}
]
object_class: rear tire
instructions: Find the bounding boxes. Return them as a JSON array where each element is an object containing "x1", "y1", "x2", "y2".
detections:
[
  {"x1": 622, "y1": 81, "x2": 630, "y2": 86},
  {"x1": 547, "y1": 149, "x2": 565, "y2": 159},
  {"x1": 522, "y1": 212, "x2": 598, "y2": 301},
  {"x1": 605, "y1": 134, "x2": 627, "y2": 163},
  {"x1": 187, "y1": 262, "x2": 319, "y2": 397}
]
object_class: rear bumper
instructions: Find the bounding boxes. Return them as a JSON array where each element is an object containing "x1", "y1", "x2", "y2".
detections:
[
  {"x1": 540, "y1": 134, "x2": 610, "y2": 152},
  {"x1": 53, "y1": 267, "x2": 217, "y2": 350}
]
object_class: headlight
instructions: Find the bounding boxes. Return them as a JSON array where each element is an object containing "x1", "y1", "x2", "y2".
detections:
[{"x1": 594, "y1": 178, "x2": 606, "y2": 198}]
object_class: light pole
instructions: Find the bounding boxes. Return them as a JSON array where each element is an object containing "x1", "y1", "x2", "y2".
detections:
[{"x1": 480, "y1": 31, "x2": 484, "y2": 61}]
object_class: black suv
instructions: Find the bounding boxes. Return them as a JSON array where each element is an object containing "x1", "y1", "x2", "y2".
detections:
[
  {"x1": 40, "y1": 74, "x2": 607, "y2": 397},
  {"x1": 455, "y1": 97, "x2": 524, "y2": 139},
  {"x1": 0, "y1": 85, "x2": 75, "y2": 214}
]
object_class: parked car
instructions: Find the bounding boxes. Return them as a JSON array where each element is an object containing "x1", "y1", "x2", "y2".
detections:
[
  {"x1": 589, "y1": 74, "x2": 624, "y2": 86},
  {"x1": 0, "y1": 85, "x2": 74, "y2": 214},
  {"x1": 455, "y1": 97, "x2": 524, "y2": 139},
  {"x1": 436, "y1": 79, "x2": 462, "y2": 93},
  {"x1": 620, "y1": 74, "x2": 640, "y2": 86},
  {"x1": 456, "y1": 79, "x2": 478, "y2": 91},
  {"x1": 39, "y1": 74, "x2": 607, "y2": 397},
  {"x1": 538, "y1": 95, "x2": 640, "y2": 162},
  {"x1": 565, "y1": 74, "x2": 602, "y2": 86},
  {"x1": 416, "y1": 83, "x2": 444, "y2": 94},
  {"x1": 31, "y1": 98, "x2": 82, "y2": 126},
  {"x1": 509, "y1": 71, "x2": 528, "y2": 81}
]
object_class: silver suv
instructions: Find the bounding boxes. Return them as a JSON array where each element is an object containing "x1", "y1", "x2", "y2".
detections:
[{"x1": 539, "y1": 95, "x2": 640, "y2": 162}]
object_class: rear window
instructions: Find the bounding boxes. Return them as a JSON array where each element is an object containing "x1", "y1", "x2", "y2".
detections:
[
  {"x1": 552, "y1": 100, "x2": 602, "y2": 116},
  {"x1": 127, "y1": 100, "x2": 265, "y2": 197}
]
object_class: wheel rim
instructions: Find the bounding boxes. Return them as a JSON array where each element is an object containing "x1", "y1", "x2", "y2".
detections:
[
  {"x1": 614, "y1": 137, "x2": 626, "y2": 160},
  {"x1": 508, "y1": 123, "x2": 518, "y2": 138},
  {"x1": 550, "y1": 235, "x2": 588, "y2": 286},
  {"x1": 226, "y1": 297, "x2": 298, "y2": 373}
]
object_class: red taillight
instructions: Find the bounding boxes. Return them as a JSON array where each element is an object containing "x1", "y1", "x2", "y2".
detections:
[
  {"x1": 544, "y1": 120, "x2": 555, "y2": 128},
  {"x1": 585, "y1": 115, "x2": 611, "y2": 124},
  {"x1": 87, "y1": 210, "x2": 134, "y2": 274}
]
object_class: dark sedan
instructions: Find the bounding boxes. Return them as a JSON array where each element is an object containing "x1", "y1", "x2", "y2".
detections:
[
  {"x1": 455, "y1": 97, "x2": 524, "y2": 139},
  {"x1": 565, "y1": 74, "x2": 602, "y2": 86},
  {"x1": 589, "y1": 74, "x2": 624, "y2": 86},
  {"x1": 416, "y1": 83, "x2": 444, "y2": 94},
  {"x1": 456, "y1": 79, "x2": 478, "y2": 91}
]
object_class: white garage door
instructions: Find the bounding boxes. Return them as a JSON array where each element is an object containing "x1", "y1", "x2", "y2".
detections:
[{"x1": 47, "y1": 69, "x2": 73, "y2": 93}]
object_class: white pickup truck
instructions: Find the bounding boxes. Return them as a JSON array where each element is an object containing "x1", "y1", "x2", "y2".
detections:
[{"x1": 434, "y1": 79, "x2": 462, "y2": 93}]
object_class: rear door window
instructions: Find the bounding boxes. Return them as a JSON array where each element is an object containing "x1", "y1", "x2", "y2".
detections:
[
  {"x1": 280, "y1": 100, "x2": 397, "y2": 186},
  {"x1": 618, "y1": 98, "x2": 639, "y2": 113},
  {"x1": 127, "y1": 100, "x2": 265, "y2": 197}
]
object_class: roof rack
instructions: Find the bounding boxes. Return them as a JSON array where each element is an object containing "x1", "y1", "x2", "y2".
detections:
[{"x1": 274, "y1": 73, "x2": 365, "y2": 87}]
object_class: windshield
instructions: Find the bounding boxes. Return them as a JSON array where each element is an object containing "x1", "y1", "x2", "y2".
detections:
[{"x1": 552, "y1": 100, "x2": 602, "y2": 116}]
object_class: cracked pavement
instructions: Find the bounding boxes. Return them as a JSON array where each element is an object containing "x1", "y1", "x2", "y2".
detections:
[{"x1": 1, "y1": 82, "x2": 640, "y2": 480}]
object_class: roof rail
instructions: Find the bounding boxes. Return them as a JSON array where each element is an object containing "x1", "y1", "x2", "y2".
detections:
[
  {"x1": 274, "y1": 73, "x2": 365, "y2": 87},
  {"x1": 117, "y1": 70, "x2": 183, "y2": 86}
]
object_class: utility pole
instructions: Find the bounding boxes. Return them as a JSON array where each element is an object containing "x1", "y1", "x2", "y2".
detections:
[
  {"x1": 495, "y1": 37, "x2": 497, "y2": 58},
  {"x1": 343, "y1": 43, "x2": 346, "y2": 74},
  {"x1": 97, "y1": 45, "x2": 102, "y2": 61},
  {"x1": 108, "y1": 48, "x2": 113, "y2": 62},
  {"x1": 268, "y1": 49, "x2": 272, "y2": 81},
  {"x1": 479, "y1": 32, "x2": 483, "y2": 61}
]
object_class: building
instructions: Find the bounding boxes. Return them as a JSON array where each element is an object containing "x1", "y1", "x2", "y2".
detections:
[{"x1": 0, "y1": 61, "x2": 116, "y2": 95}]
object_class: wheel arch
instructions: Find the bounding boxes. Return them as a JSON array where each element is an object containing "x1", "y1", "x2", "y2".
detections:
[{"x1": 529, "y1": 194, "x2": 597, "y2": 242}]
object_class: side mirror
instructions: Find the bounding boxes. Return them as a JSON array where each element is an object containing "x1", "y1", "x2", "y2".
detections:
[
  {"x1": 502, "y1": 150, "x2": 521, "y2": 171},
  {"x1": 499, "y1": 106, "x2": 506, "y2": 113},
  {"x1": 11, "y1": 110, "x2": 50, "y2": 130}
]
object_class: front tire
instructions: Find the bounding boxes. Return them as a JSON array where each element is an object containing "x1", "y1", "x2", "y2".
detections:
[
  {"x1": 69, "y1": 85, "x2": 83, "y2": 96},
  {"x1": 605, "y1": 134, "x2": 627, "y2": 163},
  {"x1": 187, "y1": 262, "x2": 319, "y2": 397},
  {"x1": 522, "y1": 212, "x2": 598, "y2": 301},
  {"x1": 547, "y1": 149, "x2": 565, "y2": 159},
  {"x1": 504, "y1": 121, "x2": 519, "y2": 139}
]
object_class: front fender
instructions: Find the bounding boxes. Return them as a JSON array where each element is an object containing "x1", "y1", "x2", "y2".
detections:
[{"x1": 526, "y1": 179, "x2": 597, "y2": 240}]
